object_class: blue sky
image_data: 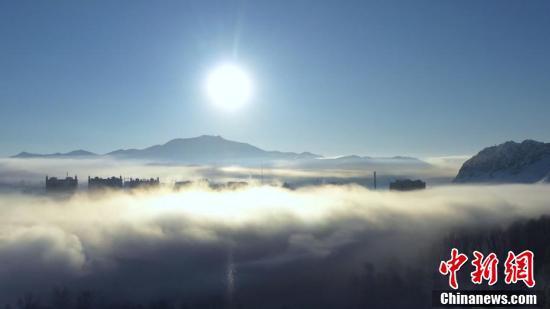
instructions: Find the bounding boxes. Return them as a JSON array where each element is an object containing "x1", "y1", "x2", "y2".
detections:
[{"x1": 1, "y1": 0, "x2": 549, "y2": 157}]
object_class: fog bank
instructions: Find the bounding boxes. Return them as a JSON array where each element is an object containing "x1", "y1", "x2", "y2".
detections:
[{"x1": 0, "y1": 184, "x2": 549, "y2": 306}]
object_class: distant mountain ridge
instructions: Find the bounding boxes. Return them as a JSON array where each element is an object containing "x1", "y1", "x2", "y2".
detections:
[
  {"x1": 10, "y1": 135, "x2": 321, "y2": 163},
  {"x1": 10, "y1": 135, "x2": 427, "y2": 167},
  {"x1": 12, "y1": 150, "x2": 97, "y2": 159},
  {"x1": 106, "y1": 135, "x2": 320, "y2": 163},
  {"x1": 454, "y1": 140, "x2": 550, "y2": 183}
]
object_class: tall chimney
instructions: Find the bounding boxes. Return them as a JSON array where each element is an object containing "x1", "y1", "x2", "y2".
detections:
[{"x1": 373, "y1": 171, "x2": 377, "y2": 190}]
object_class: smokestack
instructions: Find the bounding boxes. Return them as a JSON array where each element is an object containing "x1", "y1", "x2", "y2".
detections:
[
  {"x1": 374, "y1": 171, "x2": 377, "y2": 190},
  {"x1": 261, "y1": 163, "x2": 264, "y2": 185}
]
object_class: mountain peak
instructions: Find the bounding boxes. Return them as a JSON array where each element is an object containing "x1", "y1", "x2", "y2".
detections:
[
  {"x1": 65, "y1": 149, "x2": 96, "y2": 156},
  {"x1": 454, "y1": 140, "x2": 550, "y2": 183},
  {"x1": 11, "y1": 151, "x2": 33, "y2": 158},
  {"x1": 163, "y1": 135, "x2": 226, "y2": 145},
  {"x1": 106, "y1": 135, "x2": 316, "y2": 164},
  {"x1": 198, "y1": 134, "x2": 224, "y2": 139}
]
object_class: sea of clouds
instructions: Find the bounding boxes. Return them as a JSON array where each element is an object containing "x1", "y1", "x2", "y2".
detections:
[{"x1": 0, "y1": 158, "x2": 548, "y2": 307}]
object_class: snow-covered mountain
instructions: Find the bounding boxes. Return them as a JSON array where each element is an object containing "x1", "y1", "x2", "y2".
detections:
[{"x1": 454, "y1": 140, "x2": 550, "y2": 183}]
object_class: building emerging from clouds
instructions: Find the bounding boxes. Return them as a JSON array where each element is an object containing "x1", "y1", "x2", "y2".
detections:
[
  {"x1": 45, "y1": 175, "x2": 78, "y2": 192},
  {"x1": 389, "y1": 179, "x2": 426, "y2": 191},
  {"x1": 46, "y1": 175, "x2": 163, "y2": 192},
  {"x1": 88, "y1": 176, "x2": 123, "y2": 190},
  {"x1": 124, "y1": 177, "x2": 160, "y2": 189}
]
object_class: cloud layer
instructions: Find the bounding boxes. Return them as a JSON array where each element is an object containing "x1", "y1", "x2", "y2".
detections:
[{"x1": 0, "y1": 183, "x2": 549, "y2": 306}]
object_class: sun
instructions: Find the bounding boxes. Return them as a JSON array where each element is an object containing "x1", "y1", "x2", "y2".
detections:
[{"x1": 205, "y1": 63, "x2": 253, "y2": 110}]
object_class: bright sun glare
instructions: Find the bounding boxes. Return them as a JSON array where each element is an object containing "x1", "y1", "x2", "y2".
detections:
[{"x1": 205, "y1": 63, "x2": 253, "y2": 110}]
